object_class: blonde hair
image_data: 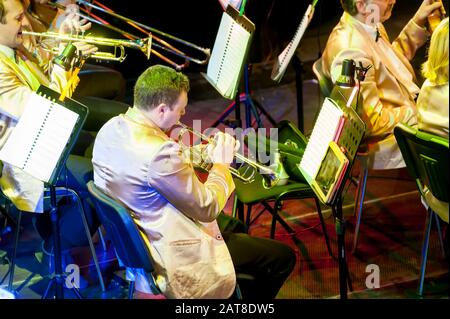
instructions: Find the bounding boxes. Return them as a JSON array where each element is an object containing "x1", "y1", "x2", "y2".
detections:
[{"x1": 422, "y1": 17, "x2": 449, "y2": 85}]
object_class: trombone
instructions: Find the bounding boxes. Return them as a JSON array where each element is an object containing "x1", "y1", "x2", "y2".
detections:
[
  {"x1": 46, "y1": 0, "x2": 211, "y2": 70},
  {"x1": 22, "y1": 30, "x2": 151, "y2": 62},
  {"x1": 176, "y1": 122, "x2": 281, "y2": 189}
]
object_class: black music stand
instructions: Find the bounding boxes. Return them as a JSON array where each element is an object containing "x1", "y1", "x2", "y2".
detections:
[
  {"x1": 330, "y1": 195, "x2": 353, "y2": 299},
  {"x1": 35, "y1": 86, "x2": 89, "y2": 299},
  {"x1": 292, "y1": 55, "x2": 304, "y2": 133},
  {"x1": 210, "y1": 67, "x2": 276, "y2": 131},
  {"x1": 209, "y1": 1, "x2": 276, "y2": 130}
]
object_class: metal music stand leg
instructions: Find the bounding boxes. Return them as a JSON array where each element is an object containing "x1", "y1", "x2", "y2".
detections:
[
  {"x1": 292, "y1": 55, "x2": 304, "y2": 133},
  {"x1": 7, "y1": 210, "x2": 21, "y2": 293},
  {"x1": 331, "y1": 195, "x2": 352, "y2": 299},
  {"x1": 211, "y1": 64, "x2": 276, "y2": 129},
  {"x1": 41, "y1": 185, "x2": 83, "y2": 299}
]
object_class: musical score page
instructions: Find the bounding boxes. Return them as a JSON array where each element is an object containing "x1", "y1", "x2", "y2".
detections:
[
  {"x1": 271, "y1": 3, "x2": 315, "y2": 82},
  {"x1": 299, "y1": 98, "x2": 344, "y2": 184},
  {"x1": 205, "y1": 6, "x2": 253, "y2": 99},
  {"x1": 0, "y1": 92, "x2": 78, "y2": 183}
]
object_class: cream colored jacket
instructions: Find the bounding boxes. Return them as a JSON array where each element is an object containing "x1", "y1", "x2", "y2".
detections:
[
  {"x1": 417, "y1": 80, "x2": 449, "y2": 139},
  {"x1": 0, "y1": 44, "x2": 78, "y2": 212},
  {"x1": 321, "y1": 13, "x2": 429, "y2": 169},
  {"x1": 92, "y1": 107, "x2": 236, "y2": 299}
]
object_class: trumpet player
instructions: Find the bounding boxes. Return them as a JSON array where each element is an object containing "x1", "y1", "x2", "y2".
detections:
[
  {"x1": 0, "y1": 0, "x2": 100, "y2": 272},
  {"x1": 92, "y1": 64, "x2": 296, "y2": 299}
]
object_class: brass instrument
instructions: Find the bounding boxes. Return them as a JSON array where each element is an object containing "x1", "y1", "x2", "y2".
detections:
[
  {"x1": 427, "y1": 0, "x2": 447, "y2": 33},
  {"x1": 22, "y1": 30, "x2": 151, "y2": 62},
  {"x1": 176, "y1": 122, "x2": 281, "y2": 189},
  {"x1": 46, "y1": 0, "x2": 210, "y2": 70}
]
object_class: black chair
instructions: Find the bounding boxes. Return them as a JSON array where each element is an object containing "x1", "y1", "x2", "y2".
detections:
[
  {"x1": 86, "y1": 181, "x2": 160, "y2": 299},
  {"x1": 0, "y1": 186, "x2": 105, "y2": 295},
  {"x1": 394, "y1": 123, "x2": 448, "y2": 296},
  {"x1": 87, "y1": 181, "x2": 254, "y2": 299}
]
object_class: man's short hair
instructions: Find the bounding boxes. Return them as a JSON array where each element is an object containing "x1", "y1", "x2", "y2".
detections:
[
  {"x1": 0, "y1": 0, "x2": 23, "y2": 24},
  {"x1": 134, "y1": 64, "x2": 190, "y2": 111},
  {"x1": 0, "y1": 0, "x2": 6, "y2": 24},
  {"x1": 340, "y1": 0, "x2": 359, "y2": 16}
]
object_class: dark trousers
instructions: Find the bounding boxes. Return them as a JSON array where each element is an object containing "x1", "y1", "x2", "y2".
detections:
[
  {"x1": 217, "y1": 213, "x2": 296, "y2": 299},
  {"x1": 35, "y1": 155, "x2": 99, "y2": 251}
]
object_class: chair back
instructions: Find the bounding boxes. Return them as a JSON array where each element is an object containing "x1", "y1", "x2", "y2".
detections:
[
  {"x1": 394, "y1": 124, "x2": 449, "y2": 202},
  {"x1": 312, "y1": 58, "x2": 333, "y2": 98},
  {"x1": 86, "y1": 181, "x2": 154, "y2": 272}
]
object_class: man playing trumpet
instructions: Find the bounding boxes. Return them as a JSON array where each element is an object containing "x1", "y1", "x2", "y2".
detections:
[
  {"x1": 0, "y1": 0, "x2": 99, "y2": 270},
  {"x1": 92, "y1": 64, "x2": 296, "y2": 299}
]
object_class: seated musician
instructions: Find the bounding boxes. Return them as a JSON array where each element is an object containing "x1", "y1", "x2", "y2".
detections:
[
  {"x1": 24, "y1": 0, "x2": 127, "y2": 102},
  {"x1": 417, "y1": 17, "x2": 449, "y2": 140},
  {"x1": 92, "y1": 64, "x2": 296, "y2": 299},
  {"x1": 320, "y1": 0, "x2": 443, "y2": 169},
  {"x1": 0, "y1": 0, "x2": 100, "y2": 267},
  {"x1": 417, "y1": 17, "x2": 448, "y2": 256}
]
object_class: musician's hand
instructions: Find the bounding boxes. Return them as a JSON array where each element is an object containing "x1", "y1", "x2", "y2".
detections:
[
  {"x1": 57, "y1": 5, "x2": 92, "y2": 35},
  {"x1": 413, "y1": 0, "x2": 443, "y2": 28},
  {"x1": 207, "y1": 132, "x2": 238, "y2": 165},
  {"x1": 56, "y1": 0, "x2": 77, "y2": 5},
  {"x1": 73, "y1": 41, "x2": 98, "y2": 57}
]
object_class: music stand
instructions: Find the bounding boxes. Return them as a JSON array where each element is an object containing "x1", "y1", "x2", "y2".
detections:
[
  {"x1": 0, "y1": 85, "x2": 89, "y2": 299},
  {"x1": 298, "y1": 94, "x2": 365, "y2": 299},
  {"x1": 206, "y1": 2, "x2": 276, "y2": 130},
  {"x1": 211, "y1": 64, "x2": 277, "y2": 129},
  {"x1": 35, "y1": 86, "x2": 88, "y2": 299},
  {"x1": 270, "y1": 0, "x2": 318, "y2": 132}
]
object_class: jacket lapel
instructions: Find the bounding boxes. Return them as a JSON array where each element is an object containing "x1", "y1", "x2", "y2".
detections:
[
  {"x1": 0, "y1": 51, "x2": 36, "y2": 89},
  {"x1": 345, "y1": 16, "x2": 418, "y2": 94}
]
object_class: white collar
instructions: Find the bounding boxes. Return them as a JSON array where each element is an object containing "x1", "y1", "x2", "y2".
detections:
[
  {"x1": 345, "y1": 12, "x2": 380, "y2": 41},
  {"x1": 0, "y1": 44, "x2": 16, "y2": 60}
]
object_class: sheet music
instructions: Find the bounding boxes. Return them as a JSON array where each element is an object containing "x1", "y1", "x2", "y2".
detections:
[
  {"x1": 206, "y1": 8, "x2": 252, "y2": 99},
  {"x1": 271, "y1": 4, "x2": 314, "y2": 82},
  {"x1": 0, "y1": 92, "x2": 78, "y2": 183},
  {"x1": 299, "y1": 98, "x2": 344, "y2": 183}
]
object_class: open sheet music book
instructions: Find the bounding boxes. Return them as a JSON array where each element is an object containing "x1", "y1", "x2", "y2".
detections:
[
  {"x1": 271, "y1": 0, "x2": 318, "y2": 82},
  {"x1": 299, "y1": 97, "x2": 365, "y2": 205},
  {"x1": 0, "y1": 86, "x2": 88, "y2": 185},
  {"x1": 203, "y1": 5, "x2": 255, "y2": 99}
]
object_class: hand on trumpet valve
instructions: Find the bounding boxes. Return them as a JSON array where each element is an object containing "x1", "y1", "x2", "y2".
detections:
[
  {"x1": 72, "y1": 41, "x2": 98, "y2": 58},
  {"x1": 206, "y1": 133, "x2": 240, "y2": 166}
]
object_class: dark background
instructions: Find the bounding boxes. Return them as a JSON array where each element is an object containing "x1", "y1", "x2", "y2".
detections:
[
  {"x1": 84, "y1": 0, "x2": 341, "y2": 79},
  {"x1": 84, "y1": 0, "x2": 449, "y2": 81}
]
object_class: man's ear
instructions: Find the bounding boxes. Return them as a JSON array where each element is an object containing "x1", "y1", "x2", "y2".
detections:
[{"x1": 156, "y1": 103, "x2": 169, "y2": 116}]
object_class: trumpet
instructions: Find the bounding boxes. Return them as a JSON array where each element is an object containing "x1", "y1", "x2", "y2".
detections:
[
  {"x1": 22, "y1": 30, "x2": 151, "y2": 62},
  {"x1": 46, "y1": 0, "x2": 211, "y2": 70},
  {"x1": 176, "y1": 122, "x2": 281, "y2": 189}
]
